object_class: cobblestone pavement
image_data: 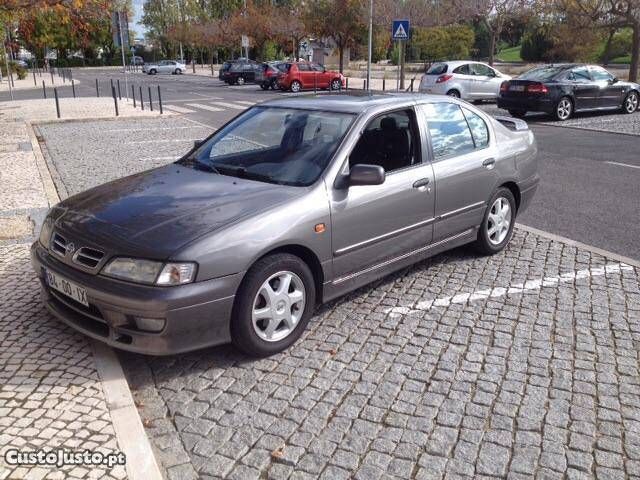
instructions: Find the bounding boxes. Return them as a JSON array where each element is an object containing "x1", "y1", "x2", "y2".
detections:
[
  {"x1": 0, "y1": 244, "x2": 126, "y2": 480},
  {"x1": 120, "y1": 229, "x2": 640, "y2": 480}
]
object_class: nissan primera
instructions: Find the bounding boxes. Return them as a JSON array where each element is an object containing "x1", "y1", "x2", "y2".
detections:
[{"x1": 32, "y1": 94, "x2": 538, "y2": 357}]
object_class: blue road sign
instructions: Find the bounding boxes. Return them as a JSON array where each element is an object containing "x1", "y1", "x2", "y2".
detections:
[{"x1": 392, "y1": 20, "x2": 410, "y2": 40}]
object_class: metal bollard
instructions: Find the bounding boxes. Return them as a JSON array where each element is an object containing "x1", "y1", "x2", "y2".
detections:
[
  {"x1": 42, "y1": 80, "x2": 47, "y2": 99},
  {"x1": 410, "y1": 79, "x2": 414, "y2": 92},
  {"x1": 157, "y1": 85, "x2": 163, "y2": 114},
  {"x1": 50, "y1": 69, "x2": 54, "y2": 84},
  {"x1": 131, "y1": 84, "x2": 136, "y2": 108},
  {"x1": 383, "y1": 78, "x2": 385, "y2": 91},
  {"x1": 69, "y1": 69, "x2": 72, "y2": 82},
  {"x1": 148, "y1": 86, "x2": 153, "y2": 111},
  {"x1": 112, "y1": 85, "x2": 119, "y2": 117},
  {"x1": 139, "y1": 86, "x2": 144, "y2": 110},
  {"x1": 117, "y1": 79, "x2": 121, "y2": 100},
  {"x1": 95, "y1": 78, "x2": 99, "y2": 97},
  {"x1": 33, "y1": 69, "x2": 37, "y2": 86},
  {"x1": 72, "y1": 80, "x2": 76, "y2": 98},
  {"x1": 346, "y1": 78, "x2": 349, "y2": 90},
  {"x1": 54, "y1": 88, "x2": 60, "y2": 119},
  {"x1": 62, "y1": 68, "x2": 66, "y2": 83},
  {"x1": 211, "y1": 63, "x2": 214, "y2": 76}
]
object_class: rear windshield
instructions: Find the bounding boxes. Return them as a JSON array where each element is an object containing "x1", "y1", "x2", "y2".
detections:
[
  {"x1": 426, "y1": 63, "x2": 448, "y2": 75},
  {"x1": 281, "y1": 63, "x2": 292, "y2": 72},
  {"x1": 518, "y1": 66, "x2": 567, "y2": 82}
]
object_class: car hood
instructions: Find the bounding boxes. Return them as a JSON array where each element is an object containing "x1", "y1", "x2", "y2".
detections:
[{"x1": 53, "y1": 164, "x2": 304, "y2": 259}]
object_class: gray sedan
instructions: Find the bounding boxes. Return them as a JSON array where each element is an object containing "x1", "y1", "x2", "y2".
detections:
[{"x1": 31, "y1": 94, "x2": 538, "y2": 357}]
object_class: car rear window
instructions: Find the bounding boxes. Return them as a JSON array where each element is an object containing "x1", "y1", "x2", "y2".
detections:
[
  {"x1": 518, "y1": 66, "x2": 567, "y2": 82},
  {"x1": 426, "y1": 63, "x2": 448, "y2": 75}
]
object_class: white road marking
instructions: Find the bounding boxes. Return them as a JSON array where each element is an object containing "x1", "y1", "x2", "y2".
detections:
[
  {"x1": 126, "y1": 138, "x2": 202, "y2": 144},
  {"x1": 233, "y1": 100, "x2": 256, "y2": 106},
  {"x1": 190, "y1": 92, "x2": 222, "y2": 99},
  {"x1": 186, "y1": 103, "x2": 225, "y2": 112},
  {"x1": 165, "y1": 105, "x2": 196, "y2": 113},
  {"x1": 385, "y1": 263, "x2": 634, "y2": 317},
  {"x1": 210, "y1": 101, "x2": 247, "y2": 110},
  {"x1": 102, "y1": 126, "x2": 197, "y2": 133},
  {"x1": 606, "y1": 161, "x2": 640, "y2": 170}
]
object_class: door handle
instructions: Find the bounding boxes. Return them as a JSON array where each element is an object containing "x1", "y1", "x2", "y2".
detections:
[
  {"x1": 482, "y1": 158, "x2": 496, "y2": 169},
  {"x1": 413, "y1": 178, "x2": 430, "y2": 189}
]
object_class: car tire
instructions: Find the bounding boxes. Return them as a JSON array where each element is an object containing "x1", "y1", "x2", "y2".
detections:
[
  {"x1": 474, "y1": 187, "x2": 517, "y2": 256},
  {"x1": 330, "y1": 78, "x2": 342, "y2": 90},
  {"x1": 508, "y1": 109, "x2": 527, "y2": 118},
  {"x1": 150, "y1": 69, "x2": 157, "y2": 75},
  {"x1": 236, "y1": 76, "x2": 245, "y2": 86},
  {"x1": 175, "y1": 68, "x2": 182, "y2": 75},
  {"x1": 260, "y1": 83, "x2": 269, "y2": 90},
  {"x1": 231, "y1": 253, "x2": 316, "y2": 357},
  {"x1": 290, "y1": 80, "x2": 302, "y2": 93},
  {"x1": 446, "y1": 89, "x2": 461, "y2": 98},
  {"x1": 554, "y1": 96, "x2": 573, "y2": 121},
  {"x1": 622, "y1": 90, "x2": 639, "y2": 114}
]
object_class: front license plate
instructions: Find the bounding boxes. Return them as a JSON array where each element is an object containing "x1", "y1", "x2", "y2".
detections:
[
  {"x1": 45, "y1": 269, "x2": 89, "y2": 307},
  {"x1": 510, "y1": 85, "x2": 525, "y2": 92}
]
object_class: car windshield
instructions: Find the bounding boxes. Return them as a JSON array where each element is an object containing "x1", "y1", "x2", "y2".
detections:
[
  {"x1": 180, "y1": 107, "x2": 355, "y2": 187},
  {"x1": 426, "y1": 63, "x2": 448, "y2": 75},
  {"x1": 518, "y1": 66, "x2": 567, "y2": 81}
]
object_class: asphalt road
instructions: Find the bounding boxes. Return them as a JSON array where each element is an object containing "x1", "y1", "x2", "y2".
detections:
[{"x1": 5, "y1": 67, "x2": 639, "y2": 260}]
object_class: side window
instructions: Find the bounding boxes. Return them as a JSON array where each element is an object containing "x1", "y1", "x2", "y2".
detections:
[
  {"x1": 298, "y1": 63, "x2": 310, "y2": 72},
  {"x1": 311, "y1": 63, "x2": 324, "y2": 72},
  {"x1": 349, "y1": 109, "x2": 419, "y2": 173},
  {"x1": 470, "y1": 63, "x2": 491, "y2": 76},
  {"x1": 462, "y1": 108, "x2": 489, "y2": 149},
  {"x1": 453, "y1": 64, "x2": 470, "y2": 75},
  {"x1": 590, "y1": 67, "x2": 613, "y2": 82},
  {"x1": 570, "y1": 66, "x2": 591, "y2": 81},
  {"x1": 422, "y1": 103, "x2": 475, "y2": 159}
]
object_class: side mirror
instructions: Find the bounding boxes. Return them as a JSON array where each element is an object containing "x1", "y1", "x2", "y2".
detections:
[
  {"x1": 610, "y1": 77, "x2": 619, "y2": 84},
  {"x1": 347, "y1": 164, "x2": 385, "y2": 187},
  {"x1": 193, "y1": 139, "x2": 204, "y2": 149}
]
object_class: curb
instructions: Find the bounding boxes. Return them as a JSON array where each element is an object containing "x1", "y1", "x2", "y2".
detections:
[
  {"x1": 27, "y1": 117, "x2": 165, "y2": 480},
  {"x1": 516, "y1": 223, "x2": 640, "y2": 269}
]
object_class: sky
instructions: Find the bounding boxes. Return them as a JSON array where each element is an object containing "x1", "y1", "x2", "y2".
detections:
[{"x1": 131, "y1": 0, "x2": 146, "y2": 37}]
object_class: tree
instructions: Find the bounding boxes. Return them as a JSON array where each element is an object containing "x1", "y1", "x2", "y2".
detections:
[
  {"x1": 272, "y1": 2, "x2": 307, "y2": 60},
  {"x1": 304, "y1": 0, "x2": 365, "y2": 72}
]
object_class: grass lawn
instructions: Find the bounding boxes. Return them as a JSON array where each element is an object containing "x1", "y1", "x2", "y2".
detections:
[
  {"x1": 610, "y1": 55, "x2": 631, "y2": 64},
  {"x1": 497, "y1": 45, "x2": 522, "y2": 62}
]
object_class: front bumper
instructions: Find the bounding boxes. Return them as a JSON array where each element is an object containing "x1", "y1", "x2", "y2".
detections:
[
  {"x1": 497, "y1": 96, "x2": 554, "y2": 114},
  {"x1": 31, "y1": 242, "x2": 243, "y2": 355}
]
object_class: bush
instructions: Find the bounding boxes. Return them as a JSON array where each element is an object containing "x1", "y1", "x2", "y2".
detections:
[
  {"x1": 521, "y1": 25, "x2": 554, "y2": 62},
  {"x1": 1, "y1": 60, "x2": 28, "y2": 79},
  {"x1": 411, "y1": 25, "x2": 475, "y2": 62}
]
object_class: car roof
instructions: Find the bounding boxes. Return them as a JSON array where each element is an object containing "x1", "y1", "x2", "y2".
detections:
[
  {"x1": 435, "y1": 60, "x2": 489, "y2": 67},
  {"x1": 259, "y1": 92, "x2": 456, "y2": 114}
]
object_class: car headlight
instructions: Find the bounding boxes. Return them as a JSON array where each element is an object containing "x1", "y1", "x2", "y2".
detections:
[
  {"x1": 39, "y1": 216, "x2": 53, "y2": 246},
  {"x1": 101, "y1": 258, "x2": 197, "y2": 286}
]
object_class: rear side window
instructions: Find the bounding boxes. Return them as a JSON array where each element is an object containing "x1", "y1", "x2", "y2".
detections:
[
  {"x1": 462, "y1": 108, "x2": 489, "y2": 149},
  {"x1": 519, "y1": 66, "x2": 566, "y2": 81},
  {"x1": 421, "y1": 103, "x2": 475, "y2": 159},
  {"x1": 298, "y1": 63, "x2": 310, "y2": 71},
  {"x1": 426, "y1": 63, "x2": 448, "y2": 75}
]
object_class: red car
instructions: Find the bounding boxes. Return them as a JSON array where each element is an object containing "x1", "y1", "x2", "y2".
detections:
[{"x1": 277, "y1": 62, "x2": 345, "y2": 92}]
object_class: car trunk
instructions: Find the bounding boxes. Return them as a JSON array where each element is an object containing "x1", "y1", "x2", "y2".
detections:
[{"x1": 501, "y1": 79, "x2": 550, "y2": 97}]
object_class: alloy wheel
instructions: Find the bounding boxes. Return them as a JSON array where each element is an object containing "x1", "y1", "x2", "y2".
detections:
[
  {"x1": 331, "y1": 79, "x2": 341, "y2": 90},
  {"x1": 625, "y1": 92, "x2": 639, "y2": 113},
  {"x1": 556, "y1": 98, "x2": 572, "y2": 120},
  {"x1": 237, "y1": 76, "x2": 245, "y2": 85},
  {"x1": 291, "y1": 81, "x2": 301, "y2": 93},
  {"x1": 487, "y1": 197, "x2": 511, "y2": 245},
  {"x1": 252, "y1": 271, "x2": 306, "y2": 342}
]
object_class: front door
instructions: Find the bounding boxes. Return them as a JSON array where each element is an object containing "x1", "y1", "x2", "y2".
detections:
[
  {"x1": 590, "y1": 66, "x2": 625, "y2": 108},
  {"x1": 330, "y1": 108, "x2": 435, "y2": 279},
  {"x1": 418, "y1": 102, "x2": 498, "y2": 241},
  {"x1": 567, "y1": 66, "x2": 599, "y2": 110},
  {"x1": 470, "y1": 63, "x2": 498, "y2": 99}
]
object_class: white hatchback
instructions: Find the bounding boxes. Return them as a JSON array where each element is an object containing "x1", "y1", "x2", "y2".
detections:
[
  {"x1": 143, "y1": 60, "x2": 186, "y2": 75},
  {"x1": 419, "y1": 61, "x2": 510, "y2": 101}
]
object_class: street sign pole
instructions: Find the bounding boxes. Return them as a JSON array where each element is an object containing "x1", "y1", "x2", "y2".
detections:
[
  {"x1": 2, "y1": 28, "x2": 14, "y2": 100},
  {"x1": 392, "y1": 20, "x2": 409, "y2": 91},
  {"x1": 117, "y1": 11, "x2": 129, "y2": 102}
]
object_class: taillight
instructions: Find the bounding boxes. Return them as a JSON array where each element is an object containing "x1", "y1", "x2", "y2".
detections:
[
  {"x1": 500, "y1": 81, "x2": 510, "y2": 92},
  {"x1": 526, "y1": 83, "x2": 548, "y2": 94},
  {"x1": 436, "y1": 74, "x2": 453, "y2": 84}
]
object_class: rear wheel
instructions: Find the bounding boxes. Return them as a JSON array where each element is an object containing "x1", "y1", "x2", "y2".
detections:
[
  {"x1": 508, "y1": 109, "x2": 527, "y2": 118},
  {"x1": 260, "y1": 82, "x2": 269, "y2": 90},
  {"x1": 149, "y1": 69, "x2": 157, "y2": 75},
  {"x1": 231, "y1": 254, "x2": 316, "y2": 357},
  {"x1": 446, "y1": 89, "x2": 460, "y2": 98},
  {"x1": 474, "y1": 187, "x2": 516, "y2": 255},
  {"x1": 236, "y1": 76, "x2": 245, "y2": 86},
  {"x1": 174, "y1": 68, "x2": 182, "y2": 75},
  {"x1": 554, "y1": 96, "x2": 573, "y2": 121},
  {"x1": 622, "y1": 91, "x2": 639, "y2": 114},
  {"x1": 330, "y1": 78, "x2": 342, "y2": 90},
  {"x1": 290, "y1": 80, "x2": 302, "y2": 93}
]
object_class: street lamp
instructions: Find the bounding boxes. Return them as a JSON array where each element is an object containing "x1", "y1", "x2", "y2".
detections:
[{"x1": 366, "y1": 0, "x2": 373, "y2": 93}]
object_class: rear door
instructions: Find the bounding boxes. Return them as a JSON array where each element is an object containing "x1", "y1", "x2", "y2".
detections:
[
  {"x1": 311, "y1": 63, "x2": 329, "y2": 87},
  {"x1": 419, "y1": 102, "x2": 498, "y2": 241},
  {"x1": 590, "y1": 66, "x2": 625, "y2": 108},
  {"x1": 566, "y1": 66, "x2": 599, "y2": 110}
]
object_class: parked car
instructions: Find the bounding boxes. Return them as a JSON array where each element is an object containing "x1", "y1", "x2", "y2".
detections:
[
  {"x1": 277, "y1": 62, "x2": 345, "y2": 92},
  {"x1": 498, "y1": 64, "x2": 640, "y2": 120},
  {"x1": 32, "y1": 94, "x2": 538, "y2": 357},
  {"x1": 225, "y1": 61, "x2": 263, "y2": 85},
  {"x1": 132, "y1": 56, "x2": 144, "y2": 66},
  {"x1": 142, "y1": 60, "x2": 186, "y2": 75},
  {"x1": 419, "y1": 61, "x2": 510, "y2": 100},
  {"x1": 219, "y1": 58, "x2": 260, "y2": 84},
  {"x1": 14, "y1": 59, "x2": 29, "y2": 68},
  {"x1": 256, "y1": 61, "x2": 286, "y2": 90}
]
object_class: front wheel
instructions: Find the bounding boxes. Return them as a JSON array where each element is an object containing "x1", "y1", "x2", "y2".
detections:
[
  {"x1": 290, "y1": 80, "x2": 302, "y2": 93},
  {"x1": 554, "y1": 96, "x2": 573, "y2": 121},
  {"x1": 330, "y1": 79, "x2": 342, "y2": 90},
  {"x1": 149, "y1": 69, "x2": 157, "y2": 75},
  {"x1": 622, "y1": 91, "x2": 639, "y2": 114},
  {"x1": 174, "y1": 68, "x2": 182, "y2": 75},
  {"x1": 260, "y1": 83, "x2": 269, "y2": 90},
  {"x1": 236, "y1": 76, "x2": 245, "y2": 86},
  {"x1": 231, "y1": 254, "x2": 316, "y2": 357},
  {"x1": 474, "y1": 187, "x2": 516, "y2": 255}
]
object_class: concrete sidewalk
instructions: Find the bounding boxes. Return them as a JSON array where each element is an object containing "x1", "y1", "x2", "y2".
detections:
[{"x1": 0, "y1": 98, "x2": 164, "y2": 480}]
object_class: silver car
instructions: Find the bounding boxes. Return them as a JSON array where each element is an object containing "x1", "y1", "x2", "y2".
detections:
[
  {"x1": 142, "y1": 60, "x2": 186, "y2": 75},
  {"x1": 419, "y1": 61, "x2": 511, "y2": 101},
  {"x1": 31, "y1": 94, "x2": 538, "y2": 357}
]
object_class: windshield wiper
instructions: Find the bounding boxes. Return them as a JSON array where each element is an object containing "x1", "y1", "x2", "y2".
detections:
[
  {"x1": 179, "y1": 156, "x2": 220, "y2": 174},
  {"x1": 215, "y1": 164, "x2": 284, "y2": 185}
]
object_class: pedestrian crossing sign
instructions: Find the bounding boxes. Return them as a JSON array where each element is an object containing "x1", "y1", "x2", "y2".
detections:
[{"x1": 392, "y1": 20, "x2": 410, "y2": 40}]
